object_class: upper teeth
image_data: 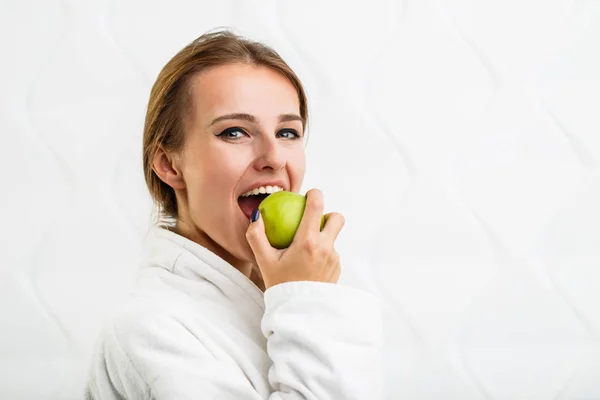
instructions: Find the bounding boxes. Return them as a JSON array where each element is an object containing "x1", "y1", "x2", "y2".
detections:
[{"x1": 241, "y1": 185, "x2": 284, "y2": 197}]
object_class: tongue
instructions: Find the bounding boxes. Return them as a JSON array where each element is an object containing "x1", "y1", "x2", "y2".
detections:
[{"x1": 238, "y1": 194, "x2": 269, "y2": 219}]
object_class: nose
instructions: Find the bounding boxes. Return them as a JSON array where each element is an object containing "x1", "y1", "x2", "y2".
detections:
[{"x1": 253, "y1": 137, "x2": 286, "y2": 172}]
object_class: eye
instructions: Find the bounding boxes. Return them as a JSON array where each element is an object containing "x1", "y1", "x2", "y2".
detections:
[
  {"x1": 278, "y1": 129, "x2": 301, "y2": 139},
  {"x1": 217, "y1": 127, "x2": 248, "y2": 140}
]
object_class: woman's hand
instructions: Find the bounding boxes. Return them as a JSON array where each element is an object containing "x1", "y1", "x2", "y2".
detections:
[{"x1": 245, "y1": 189, "x2": 345, "y2": 290}]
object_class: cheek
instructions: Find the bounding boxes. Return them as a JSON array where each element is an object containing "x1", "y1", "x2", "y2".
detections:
[
  {"x1": 204, "y1": 148, "x2": 249, "y2": 189},
  {"x1": 184, "y1": 148, "x2": 236, "y2": 194},
  {"x1": 289, "y1": 149, "x2": 306, "y2": 190}
]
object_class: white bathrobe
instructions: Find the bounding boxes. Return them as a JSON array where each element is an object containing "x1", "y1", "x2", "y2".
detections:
[{"x1": 85, "y1": 226, "x2": 383, "y2": 399}]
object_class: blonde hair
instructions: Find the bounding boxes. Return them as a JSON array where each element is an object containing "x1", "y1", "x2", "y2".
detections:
[{"x1": 142, "y1": 29, "x2": 309, "y2": 225}]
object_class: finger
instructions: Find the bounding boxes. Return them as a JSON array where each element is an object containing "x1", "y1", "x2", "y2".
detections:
[
  {"x1": 334, "y1": 264, "x2": 341, "y2": 282},
  {"x1": 331, "y1": 260, "x2": 342, "y2": 283},
  {"x1": 329, "y1": 248, "x2": 341, "y2": 266},
  {"x1": 321, "y1": 212, "x2": 345, "y2": 247},
  {"x1": 296, "y1": 189, "x2": 325, "y2": 239},
  {"x1": 245, "y1": 210, "x2": 276, "y2": 266}
]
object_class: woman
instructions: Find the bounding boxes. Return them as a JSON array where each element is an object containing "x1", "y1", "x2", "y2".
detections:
[{"x1": 85, "y1": 29, "x2": 383, "y2": 399}]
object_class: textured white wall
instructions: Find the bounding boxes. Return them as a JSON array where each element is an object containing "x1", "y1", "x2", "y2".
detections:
[{"x1": 1, "y1": 0, "x2": 599, "y2": 399}]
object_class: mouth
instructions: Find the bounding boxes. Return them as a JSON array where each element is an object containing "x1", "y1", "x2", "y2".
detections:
[
  {"x1": 238, "y1": 193, "x2": 270, "y2": 219},
  {"x1": 237, "y1": 184, "x2": 286, "y2": 220}
]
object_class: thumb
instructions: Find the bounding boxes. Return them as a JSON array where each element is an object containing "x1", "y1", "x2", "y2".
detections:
[{"x1": 245, "y1": 209, "x2": 275, "y2": 266}]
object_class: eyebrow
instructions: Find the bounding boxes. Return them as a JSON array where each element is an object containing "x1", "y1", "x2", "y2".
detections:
[{"x1": 208, "y1": 113, "x2": 303, "y2": 127}]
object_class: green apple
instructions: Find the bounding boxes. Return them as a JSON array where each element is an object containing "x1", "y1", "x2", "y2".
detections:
[{"x1": 258, "y1": 191, "x2": 326, "y2": 249}]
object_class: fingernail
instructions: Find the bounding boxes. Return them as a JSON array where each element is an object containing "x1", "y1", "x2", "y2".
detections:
[{"x1": 250, "y1": 209, "x2": 260, "y2": 222}]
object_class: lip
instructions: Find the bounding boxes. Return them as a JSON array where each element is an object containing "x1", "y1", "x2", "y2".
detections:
[{"x1": 237, "y1": 180, "x2": 288, "y2": 197}]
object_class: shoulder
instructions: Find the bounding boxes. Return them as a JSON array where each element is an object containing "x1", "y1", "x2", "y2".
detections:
[
  {"x1": 87, "y1": 295, "x2": 218, "y2": 398},
  {"x1": 91, "y1": 296, "x2": 230, "y2": 392},
  {"x1": 102, "y1": 295, "x2": 190, "y2": 353},
  {"x1": 93, "y1": 298, "x2": 209, "y2": 381},
  {"x1": 86, "y1": 299, "x2": 172, "y2": 397}
]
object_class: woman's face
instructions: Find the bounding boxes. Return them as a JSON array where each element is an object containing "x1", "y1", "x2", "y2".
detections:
[{"x1": 173, "y1": 63, "x2": 306, "y2": 266}]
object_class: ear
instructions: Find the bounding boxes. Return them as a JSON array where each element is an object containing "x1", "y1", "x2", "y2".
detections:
[{"x1": 152, "y1": 146, "x2": 186, "y2": 190}]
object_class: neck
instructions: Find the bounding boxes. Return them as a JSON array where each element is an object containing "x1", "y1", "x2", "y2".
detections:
[{"x1": 170, "y1": 219, "x2": 265, "y2": 292}]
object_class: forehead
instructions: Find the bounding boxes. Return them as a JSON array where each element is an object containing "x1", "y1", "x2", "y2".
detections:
[{"x1": 189, "y1": 63, "x2": 300, "y2": 124}]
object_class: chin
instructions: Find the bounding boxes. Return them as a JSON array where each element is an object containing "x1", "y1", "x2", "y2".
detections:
[{"x1": 232, "y1": 208, "x2": 254, "y2": 257}]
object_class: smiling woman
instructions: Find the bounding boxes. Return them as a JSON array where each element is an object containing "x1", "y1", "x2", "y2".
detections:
[
  {"x1": 148, "y1": 61, "x2": 307, "y2": 280},
  {"x1": 84, "y1": 29, "x2": 383, "y2": 400}
]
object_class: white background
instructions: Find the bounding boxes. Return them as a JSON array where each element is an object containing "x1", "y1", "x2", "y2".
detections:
[{"x1": 1, "y1": 0, "x2": 599, "y2": 399}]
